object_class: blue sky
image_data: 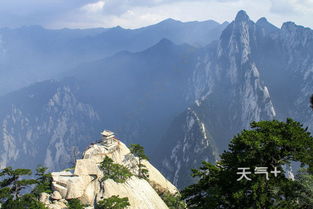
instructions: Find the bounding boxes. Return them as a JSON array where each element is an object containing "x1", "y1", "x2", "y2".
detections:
[{"x1": 0, "y1": 0, "x2": 312, "y2": 29}]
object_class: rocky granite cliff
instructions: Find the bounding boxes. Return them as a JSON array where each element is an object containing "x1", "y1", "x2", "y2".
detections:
[
  {"x1": 40, "y1": 131, "x2": 178, "y2": 209},
  {"x1": 157, "y1": 10, "x2": 313, "y2": 188}
]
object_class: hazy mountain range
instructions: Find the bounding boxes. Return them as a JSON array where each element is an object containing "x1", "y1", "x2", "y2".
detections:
[
  {"x1": 0, "y1": 10, "x2": 312, "y2": 189},
  {"x1": 0, "y1": 19, "x2": 227, "y2": 96}
]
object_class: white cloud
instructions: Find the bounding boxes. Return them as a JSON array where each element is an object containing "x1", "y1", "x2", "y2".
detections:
[
  {"x1": 270, "y1": 0, "x2": 313, "y2": 15},
  {"x1": 48, "y1": 0, "x2": 272, "y2": 29},
  {"x1": 0, "y1": 0, "x2": 99, "y2": 27},
  {"x1": 268, "y1": 0, "x2": 313, "y2": 28},
  {"x1": 81, "y1": 1, "x2": 106, "y2": 13},
  {"x1": 0, "y1": 0, "x2": 313, "y2": 30},
  {"x1": 270, "y1": 0, "x2": 298, "y2": 15}
]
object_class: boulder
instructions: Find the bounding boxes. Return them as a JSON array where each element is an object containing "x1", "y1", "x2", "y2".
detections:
[
  {"x1": 65, "y1": 175, "x2": 93, "y2": 199},
  {"x1": 40, "y1": 192, "x2": 51, "y2": 205},
  {"x1": 74, "y1": 159, "x2": 99, "y2": 176},
  {"x1": 51, "y1": 191, "x2": 62, "y2": 200}
]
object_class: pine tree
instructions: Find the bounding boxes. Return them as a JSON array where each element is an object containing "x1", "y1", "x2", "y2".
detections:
[
  {"x1": 159, "y1": 192, "x2": 186, "y2": 209},
  {"x1": 67, "y1": 198, "x2": 85, "y2": 209},
  {"x1": 182, "y1": 119, "x2": 313, "y2": 209},
  {"x1": 0, "y1": 167, "x2": 37, "y2": 200},
  {"x1": 295, "y1": 168, "x2": 313, "y2": 208},
  {"x1": 100, "y1": 156, "x2": 114, "y2": 180},
  {"x1": 97, "y1": 195, "x2": 130, "y2": 209},
  {"x1": 2, "y1": 193, "x2": 47, "y2": 209},
  {"x1": 99, "y1": 156, "x2": 132, "y2": 183},
  {"x1": 32, "y1": 166, "x2": 52, "y2": 198},
  {"x1": 129, "y1": 144, "x2": 149, "y2": 179},
  {"x1": 0, "y1": 167, "x2": 47, "y2": 209}
]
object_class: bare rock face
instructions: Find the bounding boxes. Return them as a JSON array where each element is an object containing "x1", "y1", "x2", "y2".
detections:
[
  {"x1": 100, "y1": 177, "x2": 169, "y2": 209},
  {"x1": 42, "y1": 133, "x2": 177, "y2": 209}
]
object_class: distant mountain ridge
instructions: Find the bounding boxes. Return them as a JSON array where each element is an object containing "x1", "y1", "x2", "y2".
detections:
[
  {"x1": 0, "y1": 18, "x2": 227, "y2": 96},
  {"x1": 0, "y1": 39, "x2": 198, "y2": 170}
]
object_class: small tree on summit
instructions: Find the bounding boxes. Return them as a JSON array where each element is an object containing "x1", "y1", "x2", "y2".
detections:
[
  {"x1": 310, "y1": 95, "x2": 313, "y2": 110},
  {"x1": 129, "y1": 144, "x2": 149, "y2": 179},
  {"x1": 99, "y1": 156, "x2": 132, "y2": 183}
]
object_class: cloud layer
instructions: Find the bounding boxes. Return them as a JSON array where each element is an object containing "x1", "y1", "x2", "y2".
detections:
[{"x1": 0, "y1": 0, "x2": 312, "y2": 29}]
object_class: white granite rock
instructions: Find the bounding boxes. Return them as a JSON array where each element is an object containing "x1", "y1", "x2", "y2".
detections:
[
  {"x1": 40, "y1": 192, "x2": 51, "y2": 205},
  {"x1": 51, "y1": 191, "x2": 62, "y2": 200},
  {"x1": 42, "y1": 137, "x2": 178, "y2": 209}
]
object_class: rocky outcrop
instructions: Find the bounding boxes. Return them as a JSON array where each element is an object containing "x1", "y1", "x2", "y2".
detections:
[{"x1": 41, "y1": 132, "x2": 177, "y2": 209}]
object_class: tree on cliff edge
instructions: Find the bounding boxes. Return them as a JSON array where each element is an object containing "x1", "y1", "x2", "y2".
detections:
[
  {"x1": 129, "y1": 144, "x2": 149, "y2": 179},
  {"x1": 99, "y1": 156, "x2": 132, "y2": 183},
  {"x1": 32, "y1": 166, "x2": 52, "y2": 198},
  {"x1": 97, "y1": 195, "x2": 130, "y2": 209}
]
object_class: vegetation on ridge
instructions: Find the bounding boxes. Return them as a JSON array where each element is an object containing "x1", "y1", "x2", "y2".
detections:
[
  {"x1": 96, "y1": 195, "x2": 130, "y2": 209},
  {"x1": 32, "y1": 166, "x2": 53, "y2": 198},
  {"x1": 182, "y1": 118, "x2": 313, "y2": 209},
  {"x1": 99, "y1": 156, "x2": 133, "y2": 184},
  {"x1": 151, "y1": 182, "x2": 186, "y2": 209},
  {"x1": 67, "y1": 198, "x2": 86, "y2": 209},
  {"x1": 0, "y1": 166, "x2": 48, "y2": 209}
]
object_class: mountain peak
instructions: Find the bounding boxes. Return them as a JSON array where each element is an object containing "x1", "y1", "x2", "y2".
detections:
[
  {"x1": 42, "y1": 131, "x2": 178, "y2": 208},
  {"x1": 111, "y1": 25, "x2": 125, "y2": 31},
  {"x1": 147, "y1": 38, "x2": 175, "y2": 51},
  {"x1": 281, "y1": 21, "x2": 313, "y2": 33},
  {"x1": 256, "y1": 17, "x2": 279, "y2": 34},
  {"x1": 163, "y1": 18, "x2": 178, "y2": 22},
  {"x1": 256, "y1": 17, "x2": 268, "y2": 25},
  {"x1": 235, "y1": 10, "x2": 250, "y2": 22},
  {"x1": 159, "y1": 18, "x2": 181, "y2": 25},
  {"x1": 144, "y1": 38, "x2": 176, "y2": 53},
  {"x1": 281, "y1": 21, "x2": 297, "y2": 31},
  {"x1": 158, "y1": 38, "x2": 173, "y2": 45}
]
